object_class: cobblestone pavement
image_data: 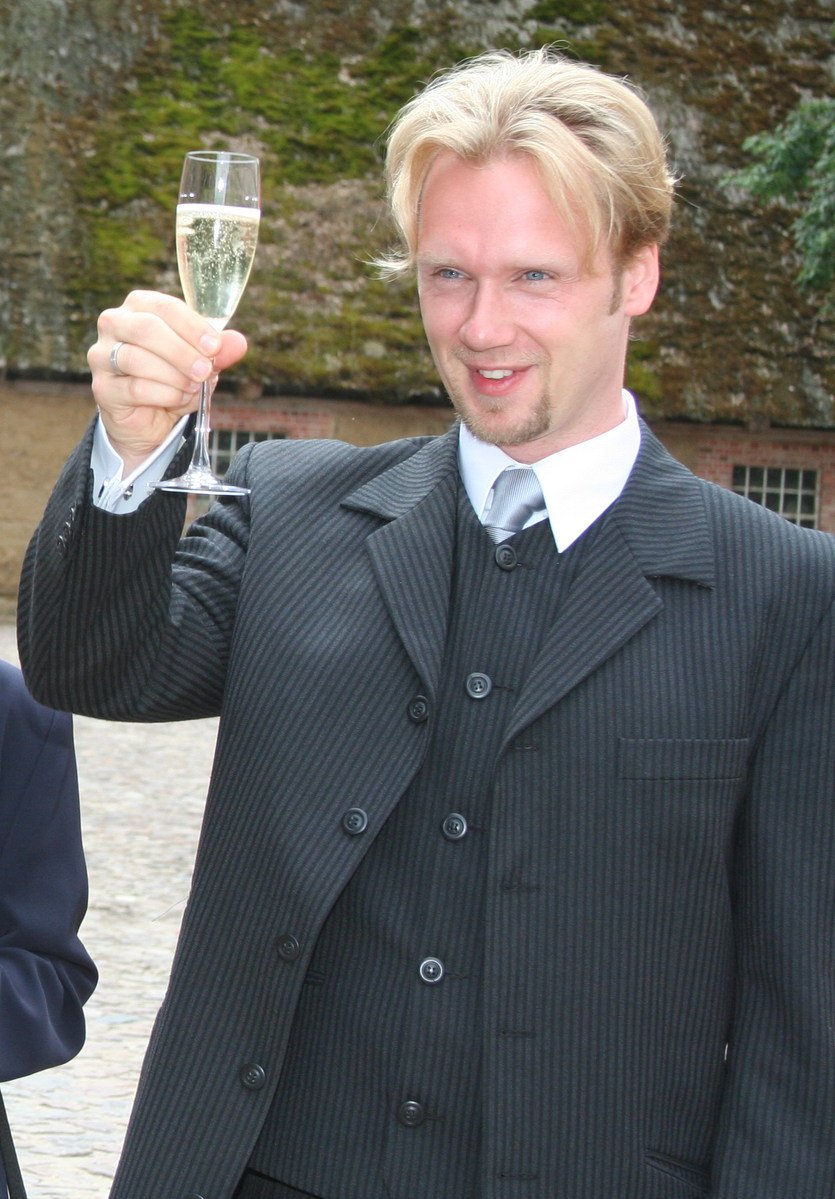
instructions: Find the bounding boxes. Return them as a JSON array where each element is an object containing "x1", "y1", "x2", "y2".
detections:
[{"x1": 1, "y1": 623, "x2": 219, "y2": 1197}]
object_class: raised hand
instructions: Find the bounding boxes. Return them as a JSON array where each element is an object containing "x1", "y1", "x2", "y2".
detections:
[{"x1": 88, "y1": 290, "x2": 248, "y2": 474}]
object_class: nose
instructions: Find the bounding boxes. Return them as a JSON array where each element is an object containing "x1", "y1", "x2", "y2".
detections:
[{"x1": 459, "y1": 282, "x2": 515, "y2": 351}]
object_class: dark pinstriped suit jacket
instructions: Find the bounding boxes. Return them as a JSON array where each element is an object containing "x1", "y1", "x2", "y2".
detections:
[{"x1": 17, "y1": 420, "x2": 835, "y2": 1199}]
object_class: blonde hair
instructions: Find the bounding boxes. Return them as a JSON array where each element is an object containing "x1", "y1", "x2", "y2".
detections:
[{"x1": 379, "y1": 47, "x2": 675, "y2": 274}]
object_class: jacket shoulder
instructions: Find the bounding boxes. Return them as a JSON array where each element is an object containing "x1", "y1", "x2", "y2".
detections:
[{"x1": 244, "y1": 432, "x2": 437, "y2": 478}]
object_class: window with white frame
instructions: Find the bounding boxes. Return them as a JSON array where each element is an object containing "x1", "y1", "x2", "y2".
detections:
[
  {"x1": 210, "y1": 429, "x2": 286, "y2": 478},
  {"x1": 731, "y1": 465, "x2": 819, "y2": 528}
]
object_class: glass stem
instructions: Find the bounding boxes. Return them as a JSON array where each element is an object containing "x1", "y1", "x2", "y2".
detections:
[{"x1": 191, "y1": 378, "x2": 213, "y2": 474}]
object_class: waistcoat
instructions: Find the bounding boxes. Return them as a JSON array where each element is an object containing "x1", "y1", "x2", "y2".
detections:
[{"x1": 249, "y1": 486, "x2": 588, "y2": 1198}]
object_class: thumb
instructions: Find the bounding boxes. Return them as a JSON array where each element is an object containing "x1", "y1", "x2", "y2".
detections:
[{"x1": 215, "y1": 329, "x2": 248, "y2": 372}]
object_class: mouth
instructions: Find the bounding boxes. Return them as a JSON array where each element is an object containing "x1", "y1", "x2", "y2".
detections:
[{"x1": 466, "y1": 364, "x2": 530, "y2": 396}]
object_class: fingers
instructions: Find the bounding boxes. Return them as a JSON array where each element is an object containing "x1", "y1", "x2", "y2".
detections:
[
  {"x1": 87, "y1": 291, "x2": 250, "y2": 466},
  {"x1": 91, "y1": 291, "x2": 220, "y2": 396}
]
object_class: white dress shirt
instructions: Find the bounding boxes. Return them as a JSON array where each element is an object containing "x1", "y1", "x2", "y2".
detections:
[
  {"x1": 91, "y1": 415, "x2": 188, "y2": 513},
  {"x1": 458, "y1": 389, "x2": 641, "y2": 552}
]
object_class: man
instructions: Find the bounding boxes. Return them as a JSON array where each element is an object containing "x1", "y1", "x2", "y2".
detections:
[
  {"x1": 0, "y1": 659, "x2": 97, "y2": 1192},
  {"x1": 17, "y1": 47, "x2": 834, "y2": 1199}
]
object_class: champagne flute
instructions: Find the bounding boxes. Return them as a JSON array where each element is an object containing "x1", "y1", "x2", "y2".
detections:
[{"x1": 154, "y1": 150, "x2": 261, "y2": 495}]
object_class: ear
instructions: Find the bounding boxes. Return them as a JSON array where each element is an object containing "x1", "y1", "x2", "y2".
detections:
[{"x1": 622, "y1": 243, "x2": 660, "y2": 317}]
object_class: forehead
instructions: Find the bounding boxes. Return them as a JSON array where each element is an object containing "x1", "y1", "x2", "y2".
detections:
[{"x1": 417, "y1": 150, "x2": 597, "y2": 270}]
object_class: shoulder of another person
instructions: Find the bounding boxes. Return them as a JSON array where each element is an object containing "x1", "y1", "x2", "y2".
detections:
[
  {"x1": 0, "y1": 659, "x2": 70, "y2": 748},
  {"x1": 0, "y1": 658, "x2": 29, "y2": 718}
]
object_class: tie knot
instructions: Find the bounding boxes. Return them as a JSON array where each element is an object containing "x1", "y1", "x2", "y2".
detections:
[{"x1": 483, "y1": 467, "x2": 546, "y2": 543}]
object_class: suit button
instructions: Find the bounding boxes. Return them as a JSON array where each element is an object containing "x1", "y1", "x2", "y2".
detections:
[
  {"x1": 240, "y1": 1063, "x2": 266, "y2": 1090},
  {"x1": 342, "y1": 807, "x2": 368, "y2": 835},
  {"x1": 494, "y1": 543, "x2": 517, "y2": 570},
  {"x1": 397, "y1": 1099, "x2": 425, "y2": 1127},
  {"x1": 276, "y1": 933, "x2": 300, "y2": 961},
  {"x1": 408, "y1": 695, "x2": 429, "y2": 723},
  {"x1": 465, "y1": 672, "x2": 492, "y2": 699},
  {"x1": 419, "y1": 957, "x2": 444, "y2": 984},
  {"x1": 442, "y1": 812, "x2": 468, "y2": 840}
]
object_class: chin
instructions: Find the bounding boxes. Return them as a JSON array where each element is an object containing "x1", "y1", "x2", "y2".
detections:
[{"x1": 457, "y1": 407, "x2": 549, "y2": 450}]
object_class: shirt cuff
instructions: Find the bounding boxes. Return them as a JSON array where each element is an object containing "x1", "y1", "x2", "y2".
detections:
[{"x1": 91, "y1": 415, "x2": 189, "y2": 513}]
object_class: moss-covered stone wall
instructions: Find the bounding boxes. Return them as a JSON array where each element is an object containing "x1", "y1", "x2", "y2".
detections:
[{"x1": 1, "y1": 0, "x2": 832, "y2": 423}]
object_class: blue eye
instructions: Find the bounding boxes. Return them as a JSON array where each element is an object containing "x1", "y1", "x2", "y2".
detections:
[
  {"x1": 438, "y1": 268, "x2": 464, "y2": 280},
  {"x1": 523, "y1": 270, "x2": 550, "y2": 281}
]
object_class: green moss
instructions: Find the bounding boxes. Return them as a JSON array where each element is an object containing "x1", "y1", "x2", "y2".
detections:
[
  {"x1": 526, "y1": 0, "x2": 607, "y2": 24},
  {"x1": 519, "y1": 0, "x2": 612, "y2": 63},
  {"x1": 72, "y1": 11, "x2": 460, "y2": 320},
  {"x1": 55, "y1": 1, "x2": 832, "y2": 416},
  {"x1": 625, "y1": 337, "x2": 663, "y2": 408}
]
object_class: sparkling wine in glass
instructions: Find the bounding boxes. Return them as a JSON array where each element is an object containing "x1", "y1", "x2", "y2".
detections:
[{"x1": 154, "y1": 150, "x2": 260, "y2": 495}]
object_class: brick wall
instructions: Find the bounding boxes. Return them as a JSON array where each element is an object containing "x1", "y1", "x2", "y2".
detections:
[
  {"x1": 651, "y1": 422, "x2": 835, "y2": 534},
  {"x1": 212, "y1": 397, "x2": 335, "y2": 440},
  {"x1": 3, "y1": 385, "x2": 832, "y2": 600}
]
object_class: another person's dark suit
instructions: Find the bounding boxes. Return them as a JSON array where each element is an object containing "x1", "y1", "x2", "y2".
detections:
[{"x1": 0, "y1": 658, "x2": 97, "y2": 1193}]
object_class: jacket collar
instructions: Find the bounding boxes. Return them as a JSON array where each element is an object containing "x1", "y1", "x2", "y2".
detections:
[
  {"x1": 343, "y1": 420, "x2": 715, "y2": 590},
  {"x1": 611, "y1": 421, "x2": 715, "y2": 589},
  {"x1": 340, "y1": 420, "x2": 716, "y2": 720},
  {"x1": 341, "y1": 426, "x2": 460, "y2": 521}
]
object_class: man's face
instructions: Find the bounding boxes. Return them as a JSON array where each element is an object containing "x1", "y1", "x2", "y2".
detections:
[{"x1": 416, "y1": 151, "x2": 658, "y2": 462}]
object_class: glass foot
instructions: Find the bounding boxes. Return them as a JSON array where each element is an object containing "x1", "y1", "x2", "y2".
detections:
[{"x1": 152, "y1": 469, "x2": 249, "y2": 496}]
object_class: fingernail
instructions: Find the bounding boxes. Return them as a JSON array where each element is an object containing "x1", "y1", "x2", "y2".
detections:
[
  {"x1": 191, "y1": 357, "x2": 213, "y2": 381},
  {"x1": 200, "y1": 334, "x2": 221, "y2": 355}
]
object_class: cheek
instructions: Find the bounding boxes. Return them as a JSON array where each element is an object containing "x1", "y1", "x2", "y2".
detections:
[{"x1": 419, "y1": 298, "x2": 460, "y2": 349}]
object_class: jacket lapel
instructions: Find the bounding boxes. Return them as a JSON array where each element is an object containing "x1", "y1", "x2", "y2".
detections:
[
  {"x1": 341, "y1": 428, "x2": 459, "y2": 699},
  {"x1": 505, "y1": 424, "x2": 716, "y2": 743},
  {"x1": 341, "y1": 422, "x2": 716, "y2": 737}
]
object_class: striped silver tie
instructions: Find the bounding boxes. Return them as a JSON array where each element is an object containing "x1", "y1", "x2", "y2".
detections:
[{"x1": 483, "y1": 467, "x2": 546, "y2": 543}]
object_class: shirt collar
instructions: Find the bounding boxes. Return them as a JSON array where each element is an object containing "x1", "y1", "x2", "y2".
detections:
[{"x1": 457, "y1": 390, "x2": 641, "y2": 552}]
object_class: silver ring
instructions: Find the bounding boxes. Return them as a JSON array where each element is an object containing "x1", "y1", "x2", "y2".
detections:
[{"x1": 109, "y1": 340, "x2": 127, "y2": 376}]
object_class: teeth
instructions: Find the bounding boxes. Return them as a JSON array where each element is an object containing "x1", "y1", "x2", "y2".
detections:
[{"x1": 479, "y1": 369, "x2": 513, "y2": 379}]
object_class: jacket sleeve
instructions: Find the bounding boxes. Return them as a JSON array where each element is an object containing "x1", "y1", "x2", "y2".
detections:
[
  {"x1": 0, "y1": 661, "x2": 97, "y2": 1081},
  {"x1": 16, "y1": 419, "x2": 251, "y2": 722},
  {"x1": 712, "y1": 591, "x2": 835, "y2": 1196}
]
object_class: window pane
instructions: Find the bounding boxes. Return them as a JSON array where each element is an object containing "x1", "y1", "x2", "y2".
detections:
[
  {"x1": 210, "y1": 429, "x2": 284, "y2": 475},
  {"x1": 731, "y1": 463, "x2": 818, "y2": 528}
]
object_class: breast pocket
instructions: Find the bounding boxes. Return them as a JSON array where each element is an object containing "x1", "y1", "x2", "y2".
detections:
[
  {"x1": 618, "y1": 737, "x2": 750, "y2": 783},
  {"x1": 617, "y1": 737, "x2": 750, "y2": 856}
]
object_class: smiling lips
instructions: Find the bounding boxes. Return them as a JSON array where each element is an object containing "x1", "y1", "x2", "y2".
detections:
[{"x1": 468, "y1": 365, "x2": 532, "y2": 396}]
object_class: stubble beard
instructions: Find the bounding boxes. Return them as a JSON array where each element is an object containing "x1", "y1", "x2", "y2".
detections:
[{"x1": 448, "y1": 381, "x2": 553, "y2": 449}]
